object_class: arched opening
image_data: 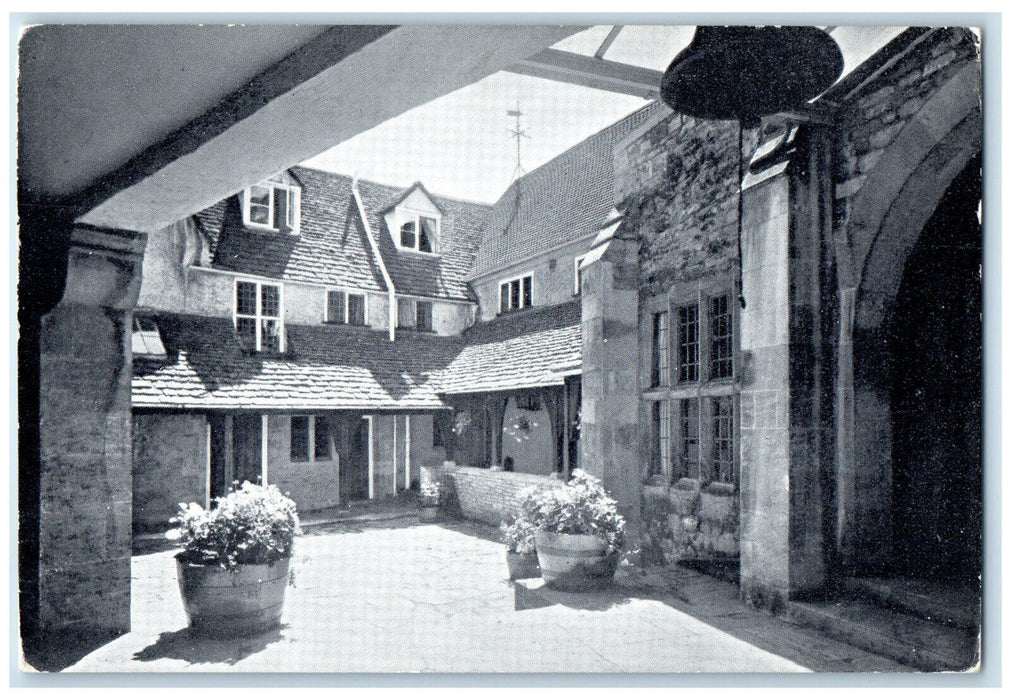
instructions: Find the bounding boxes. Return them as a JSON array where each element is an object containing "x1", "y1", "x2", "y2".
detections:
[{"x1": 886, "y1": 155, "x2": 981, "y2": 582}]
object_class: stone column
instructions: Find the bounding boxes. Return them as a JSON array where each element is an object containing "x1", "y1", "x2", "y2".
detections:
[
  {"x1": 37, "y1": 224, "x2": 146, "y2": 638},
  {"x1": 739, "y1": 130, "x2": 833, "y2": 607},
  {"x1": 580, "y1": 236, "x2": 641, "y2": 527}
]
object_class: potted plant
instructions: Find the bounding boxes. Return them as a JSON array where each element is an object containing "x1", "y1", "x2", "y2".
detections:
[
  {"x1": 500, "y1": 509, "x2": 540, "y2": 580},
  {"x1": 522, "y1": 470, "x2": 626, "y2": 591},
  {"x1": 167, "y1": 481, "x2": 299, "y2": 637},
  {"x1": 419, "y1": 479, "x2": 442, "y2": 522}
]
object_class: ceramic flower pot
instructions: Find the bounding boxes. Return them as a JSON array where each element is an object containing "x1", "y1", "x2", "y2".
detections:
[
  {"x1": 176, "y1": 555, "x2": 290, "y2": 637},
  {"x1": 534, "y1": 531, "x2": 619, "y2": 591},
  {"x1": 505, "y1": 550, "x2": 541, "y2": 580}
]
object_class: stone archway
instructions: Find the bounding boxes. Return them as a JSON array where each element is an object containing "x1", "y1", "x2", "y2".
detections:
[{"x1": 838, "y1": 61, "x2": 982, "y2": 575}]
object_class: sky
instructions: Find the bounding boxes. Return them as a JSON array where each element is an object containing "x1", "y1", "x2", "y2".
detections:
[{"x1": 302, "y1": 24, "x2": 907, "y2": 205}]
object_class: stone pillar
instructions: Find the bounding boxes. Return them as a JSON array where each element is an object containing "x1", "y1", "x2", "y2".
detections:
[
  {"x1": 37, "y1": 224, "x2": 146, "y2": 638},
  {"x1": 739, "y1": 130, "x2": 833, "y2": 607},
  {"x1": 580, "y1": 236, "x2": 641, "y2": 528}
]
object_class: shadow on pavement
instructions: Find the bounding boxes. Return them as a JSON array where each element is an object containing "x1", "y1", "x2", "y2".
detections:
[
  {"x1": 21, "y1": 628, "x2": 126, "y2": 672},
  {"x1": 131, "y1": 626, "x2": 285, "y2": 666},
  {"x1": 512, "y1": 580, "x2": 632, "y2": 613}
]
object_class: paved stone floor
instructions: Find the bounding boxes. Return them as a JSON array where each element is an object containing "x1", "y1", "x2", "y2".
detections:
[{"x1": 64, "y1": 518, "x2": 911, "y2": 674}]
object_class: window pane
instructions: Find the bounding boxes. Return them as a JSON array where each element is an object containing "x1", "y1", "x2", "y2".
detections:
[
  {"x1": 397, "y1": 298, "x2": 415, "y2": 328},
  {"x1": 709, "y1": 295, "x2": 733, "y2": 379},
  {"x1": 416, "y1": 301, "x2": 433, "y2": 332},
  {"x1": 652, "y1": 311, "x2": 670, "y2": 387},
  {"x1": 327, "y1": 291, "x2": 345, "y2": 323},
  {"x1": 711, "y1": 396, "x2": 734, "y2": 482},
  {"x1": 678, "y1": 303, "x2": 699, "y2": 382},
  {"x1": 679, "y1": 398, "x2": 699, "y2": 479},
  {"x1": 432, "y1": 414, "x2": 444, "y2": 447},
  {"x1": 236, "y1": 281, "x2": 257, "y2": 316},
  {"x1": 400, "y1": 221, "x2": 416, "y2": 249},
  {"x1": 348, "y1": 294, "x2": 366, "y2": 326},
  {"x1": 260, "y1": 284, "x2": 280, "y2": 318},
  {"x1": 651, "y1": 401, "x2": 671, "y2": 478},
  {"x1": 419, "y1": 217, "x2": 437, "y2": 252},
  {"x1": 500, "y1": 283, "x2": 509, "y2": 314},
  {"x1": 236, "y1": 317, "x2": 257, "y2": 350},
  {"x1": 510, "y1": 279, "x2": 520, "y2": 309},
  {"x1": 290, "y1": 416, "x2": 310, "y2": 462},
  {"x1": 521, "y1": 276, "x2": 532, "y2": 308},
  {"x1": 249, "y1": 185, "x2": 271, "y2": 225},
  {"x1": 260, "y1": 319, "x2": 281, "y2": 352},
  {"x1": 314, "y1": 417, "x2": 331, "y2": 460},
  {"x1": 273, "y1": 187, "x2": 288, "y2": 230}
]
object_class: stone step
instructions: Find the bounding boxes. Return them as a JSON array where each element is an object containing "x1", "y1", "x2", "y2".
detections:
[
  {"x1": 786, "y1": 596, "x2": 979, "y2": 672},
  {"x1": 841, "y1": 576, "x2": 980, "y2": 630}
]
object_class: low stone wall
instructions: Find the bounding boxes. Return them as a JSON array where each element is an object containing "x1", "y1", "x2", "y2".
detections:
[{"x1": 421, "y1": 464, "x2": 560, "y2": 526}]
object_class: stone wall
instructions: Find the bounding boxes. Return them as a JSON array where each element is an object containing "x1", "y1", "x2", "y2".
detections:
[
  {"x1": 615, "y1": 113, "x2": 761, "y2": 297},
  {"x1": 132, "y1": 413, "x2": 207, "y2": 532},
  {"x1": 833, "y1": 27, "x2": 979, "y2": 259},
  {"x1": 422, "y1": 464, "x2": 559, "y2": 526}
]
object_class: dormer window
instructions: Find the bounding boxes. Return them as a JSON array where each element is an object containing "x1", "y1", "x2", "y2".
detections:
[
  {"x1": 242, "y1": 177, "x2": 301, "y2": 234},
  {"x1": 398, "y1": 214, "x2": 439, "y2": 253},
  {"x1": 499, "y1": 273, "x2": 533, "y2": 313}
]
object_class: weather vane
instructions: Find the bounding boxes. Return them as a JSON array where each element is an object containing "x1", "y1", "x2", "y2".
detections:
[{"x1": 507, "y1": 105, "x2": 529, "y2": 181}]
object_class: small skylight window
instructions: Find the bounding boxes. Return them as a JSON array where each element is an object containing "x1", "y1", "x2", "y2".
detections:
[{"x1": 132, "y1": 317, "x2": 166, "y2": 358}]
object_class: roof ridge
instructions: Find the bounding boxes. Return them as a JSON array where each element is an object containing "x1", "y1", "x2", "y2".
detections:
[{"x1": 291, "y1": 165, "x2": 492, "y2": 209}]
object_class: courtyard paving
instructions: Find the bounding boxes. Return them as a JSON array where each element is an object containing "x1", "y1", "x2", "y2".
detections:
[{"x1": 64, "y1": 516, "x2": 910, "y2": 674}]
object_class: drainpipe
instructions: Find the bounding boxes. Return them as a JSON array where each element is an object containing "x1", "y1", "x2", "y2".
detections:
[{"x1": 352, "y1": 178, "x2": 397, "y2": 341}]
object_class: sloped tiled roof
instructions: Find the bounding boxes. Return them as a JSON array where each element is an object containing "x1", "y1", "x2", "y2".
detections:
[
  {"x1": 469, "y1": 102, "x2": 664, "y2": 278},
  {"x1": 134, "y1": 300, "x2": 583, "y2": 408},
  {"x1": 133, "y1": 312, "x2": 460, "y2": 411},
  {"x1": 194, "y1": 167, "x2": 489, "y2": 300},
  {"x1": 435, "y1": 300, "x2": 582, "y2": 395}
]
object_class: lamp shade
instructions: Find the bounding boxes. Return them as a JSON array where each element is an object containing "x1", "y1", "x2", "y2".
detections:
[{"x1": 660, "y1": 26, "x2": 843, "y2": 123}]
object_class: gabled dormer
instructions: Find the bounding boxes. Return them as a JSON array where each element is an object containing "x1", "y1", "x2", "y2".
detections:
[
  {"x1": 241, "y1": 171, "x2": 302, "y2": 235},
  {"x1": 382, "y1": 181, "x2": 443, "y2": 255}
]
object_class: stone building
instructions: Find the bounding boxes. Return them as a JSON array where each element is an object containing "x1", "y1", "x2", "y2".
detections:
[
  {"x1": 130, "y1": 169, "x2": 491, "y2": 527},
  {"x1": 577, "y1": 27, "x2": 982, "y2": 624}
]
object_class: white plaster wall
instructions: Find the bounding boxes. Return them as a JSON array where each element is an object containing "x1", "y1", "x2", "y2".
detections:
[
  {"x1": 472, "y1": 238, "x2": 593, "y2": 321},
  {"x1": 501, "y1": 397, "x2": 554, "y2": 476},
  {"x1": 266, "y1": 414, "x2": 341, "y2": 513}
]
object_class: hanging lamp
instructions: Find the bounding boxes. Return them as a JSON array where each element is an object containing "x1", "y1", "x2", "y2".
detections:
[{"x1": 659, "y1": 26, "x2": 843, "y2": 307}]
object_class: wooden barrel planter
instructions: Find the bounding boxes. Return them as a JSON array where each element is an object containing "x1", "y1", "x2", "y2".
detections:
[
  {"x1": 505, "y1": 550, "x2": 541, "y2": 580},
  {"x1": 534, "y1": 531, "x2": 619, "y2": 591},
  {"x1": 176, "y1": 555, "x2": 291, "y2": 637}
]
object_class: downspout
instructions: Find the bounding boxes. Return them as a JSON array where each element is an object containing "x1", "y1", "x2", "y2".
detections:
[{"x1": 352, "y1": 178, "x2": 397, "y2": 341}]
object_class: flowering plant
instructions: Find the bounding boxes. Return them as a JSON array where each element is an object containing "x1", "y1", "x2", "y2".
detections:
[
  {"x1": 519, "y1": 470, "x2": 626, "y2": 554},
  {"x1": 420, "y1": 480, "x2": 442, "y2": 508},
  {"x1": 167, "y1": 481, "x2": 299, "y2": 570},
  {"x1": 500, "y1": 510, "x2": 538, "y2": 555}
]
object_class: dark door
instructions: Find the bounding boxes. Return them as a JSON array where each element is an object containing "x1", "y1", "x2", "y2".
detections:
[
  {"x1": 208, "y1": 414, "x2": 230, "y2": 500},
  {"x1": 232, "y1": 413, "x2": 263, "y2": 486},
  {"x1": 340, "y1": 417, "x2": 370, "y2": 502}
]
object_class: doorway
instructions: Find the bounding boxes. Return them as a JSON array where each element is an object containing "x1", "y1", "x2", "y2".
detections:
[
  {"x1": 339, "y1": 416, "x2": 370, "y2": 502},
  {"x1": 887, "y1": 157, "x2": 982, "y2": 582}
]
